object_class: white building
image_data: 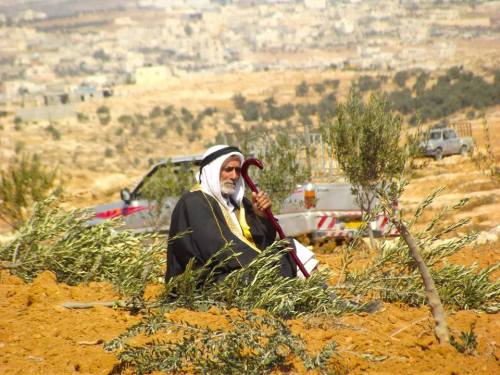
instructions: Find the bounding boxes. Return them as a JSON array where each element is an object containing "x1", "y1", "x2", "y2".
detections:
[
  {"x1": 304, "y1": 0, "x2": 326, "y2": 10},
  {"x1": 135, "y1": 65, "x2": 171, "y2": 85}
]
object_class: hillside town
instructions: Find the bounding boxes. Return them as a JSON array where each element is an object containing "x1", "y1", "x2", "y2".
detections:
[{"x1": 0, "y1": 0, "x2": 499, "y2": 118}]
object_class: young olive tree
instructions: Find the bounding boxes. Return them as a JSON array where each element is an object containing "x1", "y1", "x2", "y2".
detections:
[
  {"x1": 323, "y1": 91, "x2": 405, "y2": 248},
  {"x1": 323, "y1": 91, "x2": 450, "y2": 343},
  {"x1": 242, "y1": 133, "x2": 309, "y2": 213},
  {"x1": 139, "y1": 160, "x2": 195, "y2": 231}
]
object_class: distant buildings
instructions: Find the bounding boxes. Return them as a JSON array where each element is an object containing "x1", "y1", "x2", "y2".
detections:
[{"x1": 0, "y1": 0, "x2": 498, "y2": 107}]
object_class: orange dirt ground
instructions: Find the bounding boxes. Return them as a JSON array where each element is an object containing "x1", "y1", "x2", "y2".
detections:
[{"x1": 1, "y1": 256, "x2": 499, "y2": 375}]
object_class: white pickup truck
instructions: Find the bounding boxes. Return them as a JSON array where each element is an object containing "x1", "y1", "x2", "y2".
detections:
[
  {"x1": 420, "y1": 128, "x2": 474, "y2": 161},
  {"x1": 88, "y1": 155, "x2": 396, "y2": 241}
]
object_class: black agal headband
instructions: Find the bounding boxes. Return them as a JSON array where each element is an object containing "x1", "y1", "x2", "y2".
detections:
[{"x1": 199, "y1": 146, "x2": 241, "y2": 177}]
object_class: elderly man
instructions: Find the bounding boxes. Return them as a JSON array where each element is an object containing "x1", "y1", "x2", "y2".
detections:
[{"x1": 165, "y1": 145, "x2": 297, "y2": 281}]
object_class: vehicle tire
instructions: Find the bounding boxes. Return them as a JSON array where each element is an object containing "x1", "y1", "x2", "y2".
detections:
[
  {"x1": 460, "y1": 145, "x2": 468, "y2": 156},
  {"x1": 434, "y1": 148, "x2": 443, "y2": 161}
]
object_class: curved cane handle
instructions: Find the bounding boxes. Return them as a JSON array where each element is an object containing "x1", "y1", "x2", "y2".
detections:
[
  {"x1": 241, "y1": 157, "x2": 310, "y2": 278},
  {"x1": 241, "y1": 157, "x2": 262, "y2": 194}
]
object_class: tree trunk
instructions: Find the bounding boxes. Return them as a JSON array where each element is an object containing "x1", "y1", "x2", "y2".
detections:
[
  {"x1": 396, "y1": 222, "x2": 450, "y2": 344},
  {"x1": 362, "y1": 195, "x2": 376, "y2": 250},
  {"x1": 367, "y1": 225, "x2": 376, "y2": 250}
]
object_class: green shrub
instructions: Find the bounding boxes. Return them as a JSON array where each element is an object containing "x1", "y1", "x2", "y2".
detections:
[
  {"x1": 105, "y1": 309, "x2": 340, "y2": 375},
  {"x1": 76, "y1": 113, "x2": 89, "y2": 123},
  {"x1": 14, "y1": 140, "x2": 25, "y2": 154},
  {"x1": 342, "y1": 190, "x2": 499, "y2": 313},
  {"x1": 295, "y1": 81, "x2": 309, "y2": 97},
  {"x1": 97, "y1": 106, "x2": 111, "y2": 125},
  {"x1": 314, "y1": 82, "x2": 326, "y2": 94},
  {"x1": 0, "y1": 154, "x2": 59, "y2": 229},
  {"x1": 118, "y1": 114, "x2": 134, "y2": 126},
  {"x1": 232, "y1": 93, "x2": 246, "y2": 110},
  {"x1": 356, "y1": 75, "x2": 381, "y2": 92},
  {"x1": 0, "y1": 199, "x2": 166, "y2": 298},
  {"x1": 149, "y1": 106, "x2": 162, "y2": 118},
  {"x1": 104, "y1": 147, "x2": 114, "y2": 158},
  {"x1": 241, "y1": 100, "x2": 261, "y2": 122},
  {"x1": 45, "y1": 124, "x2": 61, "y2": 140},
  {"x1": 394, "y1": 70, "x2": 410, "y2": 87}
]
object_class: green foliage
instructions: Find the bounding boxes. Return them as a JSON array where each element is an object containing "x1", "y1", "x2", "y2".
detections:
[
  {"x1": 161, "y1": 244, "x2": 357, "y2": 318},
  {"x1": 14, "y1": 140, "x2": 25, "y2": 154},
  {"x1": 388, "y1": 89, "x2": 413, "y2": 115},
  {"x1": 155, "y1": 126, "x2": 167, "y2": 138},
  {"x1": 76, "y1": 112, "x2": 89, "y2": 123},
  {"x1": 0, "y1": 154, "x2": 59, "y2": 229},
  {"x1": 97, "y1": 105, "x2": 111, "y2": 125},
  {"x1": 296, "y1": 103, "x2": 317, "y2": 117},
  {"x1": 104, "y1": 244, "x2": 361, "y2": 373},
  {"x1": 245, "y1": 133, "x2": 309, "y2": 212},
  {"x1": 45, "y1": 124, "x2": 61, "y2": 140},
  {"x1": 342, "y1": 189, "x2": 499, "y2": 312},
  {"x1": 163, "y1": 105, "x2": 174, "y2": 117},
  {"x1": 241, "y1": 100, "x2": 261, "y2": 122},
  {"x1": 105, "y1": 309, "x2": 340, "y2": 375},
  {"x1": 149, "y1": 106, "x2": 162, "y2": 118},
  {"x1": 93, "y1": 48, "x2": 110, "y2": 62},
  {"x1": 388, "y1": 67, "x2": 500, "y2": 122},
  {"x1": 450, "y1": 323, "x2": 478, "y2": 355},
  {"x1": 138, "y1": 160, "x2": 195, "y2": 231},
  {"x1": 175, "y1": 123, "x2": 183, "y2": 136},
  {"x1": 314, "y1": 82, "x2": 326, "y2": 94},
  {"x1": 134, "y1": 113, "x2": 145, "y2": 125},
  {"x1": 317, "y1": 92, "x2": 337, "y2": 123},
  {"x1": 0, "y1": 199, "x2": 166, "y2": 298},
  {"x1": 295, "y1": 81, "x2": 309, "y2": 97},
  {"x1": 97, "y1": 105, "x2": 110, "y2": 114},
  {"x1": 323, "y1": 79, "x2": 340, "y2": 90},
  {"x1": 412, "y1": 71, "x2": 429, "y2": 96},
  {"x1": 180, "y1": 107, "x2": 193, "y2": 123},
  {"x1": 322, "y1": 91, "x2": 406, "y2": 212},
  {"x1": 104, "y1": 147, "x2": 114, "y2": 158},
  {"x1": 232, "y1": 93, "x2": 246, "y2": 110},
  {"x1": 394, "y1": 70, "x2": 409, "y2": 87},
  {"x1": 355, "y1": 75, "x2": 381, "y2": 92},
  {"x1": 264, "y1": 98, "x2": 295, "y2": 121},
  {"x1": 115, "y1": 142, "x2": 125, "y2": 154},
  {"x1": 201, "y1": 106, "x2": 217, "y2": 117}
]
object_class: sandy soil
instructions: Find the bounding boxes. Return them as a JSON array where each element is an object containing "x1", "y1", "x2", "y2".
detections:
[{"x1": 1, "y1": 239, "x2": 498, "y2": 375}]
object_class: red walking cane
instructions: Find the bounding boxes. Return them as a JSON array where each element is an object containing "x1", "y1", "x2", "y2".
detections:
[{"x1": 241, "y1": 157, "x2": 310, "y2": 278}]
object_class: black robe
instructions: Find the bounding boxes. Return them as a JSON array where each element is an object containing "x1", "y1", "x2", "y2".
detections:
[{"x1": 165, "y1": 190, "x2": 297, "y2": 281}]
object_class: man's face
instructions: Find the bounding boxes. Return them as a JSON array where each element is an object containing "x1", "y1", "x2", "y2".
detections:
[{"x1": 220, "y1": 156, "x2": 241, "y2": 196}]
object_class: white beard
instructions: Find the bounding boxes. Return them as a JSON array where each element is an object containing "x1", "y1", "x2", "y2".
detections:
[{"x1": 220, "y1": 180, "x2": 236, "y2": 196}]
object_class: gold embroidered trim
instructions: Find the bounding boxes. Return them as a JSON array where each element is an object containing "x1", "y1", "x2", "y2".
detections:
[
  {"x1": 200, "y1": 191, "x2": 261, "y2": 254},
  {"x1": 236, "y1": 205, "x2": 256, "y2": 246},
  {"x1": 216, "y1": 199, "x2": 261, "y2": 254}
]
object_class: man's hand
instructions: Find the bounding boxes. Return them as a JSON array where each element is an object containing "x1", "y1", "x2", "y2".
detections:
[{"x1": 252, "y1": 191, "x2": 272, "y2": 218}]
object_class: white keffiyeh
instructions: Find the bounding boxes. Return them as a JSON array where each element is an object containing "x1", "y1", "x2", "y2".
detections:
[{"x1": 198, "y1": 145, "x2": 245, "y2": 230}]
